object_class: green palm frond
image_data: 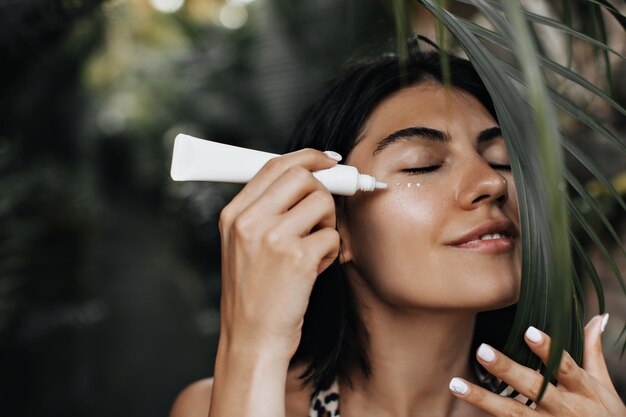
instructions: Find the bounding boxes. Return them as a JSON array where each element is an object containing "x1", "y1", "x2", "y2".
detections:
[{"x1": 411, "y1": 0, "x2": 625, "y2": 403}]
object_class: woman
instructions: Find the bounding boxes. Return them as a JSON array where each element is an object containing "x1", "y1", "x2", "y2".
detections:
[{"x1": 170, "y1": 41, "x2": 625, "y2": 417}]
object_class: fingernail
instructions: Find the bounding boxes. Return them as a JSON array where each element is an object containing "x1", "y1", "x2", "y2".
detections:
[
  {"x1": 600, "y1": 313, "x2": 609, "y2": 333},
  {"x1": 477, "y1": 343, "x2": 496, "y2": 362},
  {"x1": 525, "y1": 326, "x2": 543, "y2": 343},
  {"x1": 449, "y1": 377, "x2": 468, "y2": 395},
  {"x1": 324, "y1": 151, "x2": 342, "y2": 161}
]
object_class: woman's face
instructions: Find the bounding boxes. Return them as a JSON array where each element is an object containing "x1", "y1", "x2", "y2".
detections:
[{"x1": 339, "y1": 83, "x2": 521, "y2": 311}]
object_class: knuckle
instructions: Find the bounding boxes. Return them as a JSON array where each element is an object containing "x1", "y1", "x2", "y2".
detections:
[
  {"x1": 528, "y1": 374, "x2": 545, "y2": 400},
  {"x1": 311, "y1": 189, "x2": 334, "y2": 206},
  {"x1": 263, "y1": 157, "x2": 287, "y2": 174},
  {"x1": 232, "y1": 213, "x2": 256, "y2": 240},
  {"x1": 286, "y1": 165, "x2": 311, "y2": 181},
  {"x1": 266, "y1": 236, "x2": 304, "y2": 261},
  {"x1": 262, "y1": 229, "x2": 282, "y2": 247},
  {"x1": 284, "y1": 245, "x2": 306, "y2": 264},
  {"x1": 219, "y1": 206, "x2": 233, "y2": 230},
  {"x1": 559, "y1": 353, "x2": 577, "y2": 378}
]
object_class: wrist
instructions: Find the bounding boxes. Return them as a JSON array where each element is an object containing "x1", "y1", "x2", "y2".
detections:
[
  {"x1": 215, "y1": 333, "x2": 293, "y2": 371},
  {"x1": 210, "y1": 336, "x2": 290, "y2": 417},
  {"x1": 217, "y1": 324, "x2": 299, "y2": 361}
]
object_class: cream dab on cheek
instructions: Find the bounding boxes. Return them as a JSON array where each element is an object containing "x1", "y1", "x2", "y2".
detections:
[{"x1": 394, "y1": 182, "x2": 422, "y2": 188}]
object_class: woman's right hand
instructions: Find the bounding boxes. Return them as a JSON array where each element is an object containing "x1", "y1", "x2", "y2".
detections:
[{"x1": 217, "y1": 149, "x2": 342, "y2": 361}]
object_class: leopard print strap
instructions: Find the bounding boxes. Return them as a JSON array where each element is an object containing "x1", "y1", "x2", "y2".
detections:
[
  {"x1": 309, "y1": 379, "x2": 340, "y2": 417},
  {"x1": 305, "y1": 375, "x2": 535, "y2": 415}
]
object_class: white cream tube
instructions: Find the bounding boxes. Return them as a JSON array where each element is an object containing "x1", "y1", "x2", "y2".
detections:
[{"x1": 170, "y1": 134, "x2": 387, "y2": 196}]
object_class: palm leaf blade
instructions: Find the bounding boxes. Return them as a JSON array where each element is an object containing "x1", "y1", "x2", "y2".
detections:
[
  {"x1": 568, "y1": 199, "x2": 626, "y2": 295},
  {"x1": 570, "y1": 232, "x2": 606, "y2": 313},
  {"x1": 458, "y1": 17, "x2": 626, "y2": 119},
  {"x1": 565, "y1": 170, "x2": 626, "y2": 257}
]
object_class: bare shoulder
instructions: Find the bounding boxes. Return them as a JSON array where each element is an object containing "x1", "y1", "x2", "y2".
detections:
[
  {"x1": 169, "y1": 378, "x2": 214, "y2": 417},
  {"x1": 168, "y1": 363, "x2": 313, "y2": 417}
]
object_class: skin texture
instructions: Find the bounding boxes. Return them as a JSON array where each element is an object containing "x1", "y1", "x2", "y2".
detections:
[
  {"x1": 338, "y1": 83, "x2": 521, "y2": 311},
  {"x1": 333, "y1": 83, "x2": 521, "y2": 417},
  {"x1": 169, "y1": 84, "x2": 625, "y2": 417}
]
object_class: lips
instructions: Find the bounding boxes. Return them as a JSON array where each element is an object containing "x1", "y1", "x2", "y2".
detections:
[{"x1": 446, "y1": 218, "x2": 518, "y2": 246}]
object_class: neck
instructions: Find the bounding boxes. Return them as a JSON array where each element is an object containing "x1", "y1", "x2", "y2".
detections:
[{"x1": 340, "y1": 280, "x2": 484, "y2": 417}]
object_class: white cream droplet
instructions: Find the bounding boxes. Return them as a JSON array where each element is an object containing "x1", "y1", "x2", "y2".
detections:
[{"x1": 407, "y1": 183, "x2": 412, "y2": 188}]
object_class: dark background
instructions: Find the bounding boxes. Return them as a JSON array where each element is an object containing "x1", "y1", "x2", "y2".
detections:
[{"x1": 1, "y1": 1, "x2": 624, "y2": 416}]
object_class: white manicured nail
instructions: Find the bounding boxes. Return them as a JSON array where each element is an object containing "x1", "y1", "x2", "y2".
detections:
[
  {"x1": 477, "y1": 344, "x2": 496, "y2": 362},
  {"x1": 449, "y1": 377, "x2": 468, "y2": 395},
  {"x1": 323, "y1": 151, "x2": 342, "y2": 161},
  {"x1": 601, "y1": 313, "x2": 609, "y2": 333},
  {"x1": 525, "y1": 326, "x2": 543, "y2": 343}
]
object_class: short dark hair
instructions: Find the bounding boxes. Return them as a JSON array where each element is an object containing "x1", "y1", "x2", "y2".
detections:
[{"x1": 286, "y1": 37, "x2": 514, "y2": 395}]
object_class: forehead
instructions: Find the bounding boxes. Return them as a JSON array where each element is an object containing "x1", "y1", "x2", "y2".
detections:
[{"x1": 354, "y1": 83, "x2": 496, "y2": 152}]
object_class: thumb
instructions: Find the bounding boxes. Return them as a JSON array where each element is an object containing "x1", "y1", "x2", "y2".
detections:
[{"x1": 582, "y1": 314, "x2": 615, "y2": 392}]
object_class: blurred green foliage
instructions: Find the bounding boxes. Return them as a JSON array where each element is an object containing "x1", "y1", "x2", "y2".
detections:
[{"x1": 0, "y1": 0, "x2": 398, "y2": 415}]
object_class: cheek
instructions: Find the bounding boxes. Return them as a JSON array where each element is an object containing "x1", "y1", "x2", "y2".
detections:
[
  {"x1": 345, "y1": 185, "x2": 522, "y2": 310},
  {"x1": 346, "y1": 188, "x2": 445, "y2": 297},
  {"x1": 351, "y1": 186, "x2": 440, "y2": 251}
]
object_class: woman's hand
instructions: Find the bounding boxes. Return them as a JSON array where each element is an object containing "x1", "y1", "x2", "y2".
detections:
[
  {"x1": 449, "y1": 314, "x2": 626, "y2": 416},
  {"x1": 208, "y1": 149, "x2": 342, "y2": 417},
  {"x1": 217, "y1": 148, "x2": 342, "y2": 360}
]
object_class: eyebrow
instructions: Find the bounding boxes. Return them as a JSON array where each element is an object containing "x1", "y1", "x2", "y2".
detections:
[{"x1": 372, "y1": 126, "x2": 503, "y2": 155}]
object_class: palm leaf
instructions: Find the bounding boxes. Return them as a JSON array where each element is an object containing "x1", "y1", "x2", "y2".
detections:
[
  {"x1": 562, "y1": 0, "x2": 574, "y2": 68},
  {"x1": 455, "y1": 0, "x2": 625, "y2": 59},
  {"x1": 590, "y1": 2, "x2": 613, "y2": 94},
  {"x1": 415, "y1": 0, "x2": 625, "y2": 403},
  {"x1": 393, "y1": 0, "x2": 411, "y2": 64},
  {"x1": 457, "y1": 16, "x2": 626, "y2": 118},
  {"x1": 592, "y1": 0, "x2": 626, "y2": 30},
  {"x1": 566, "y1": 170, "x2": 626, "y2": 258},
  {"x1": 571, "y1": 232, "x2": 605, "y2": 313},
  {"x1": 476, "y1": 34, "x2": 626, "y2": 210},
  {"x1": 568, "y1": 199, "x2": 626, "y2": 294}
]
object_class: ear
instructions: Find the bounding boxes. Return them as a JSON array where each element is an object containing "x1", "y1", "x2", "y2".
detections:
[{"x1": 336, "y1": 201, "x2": 354, "y2": 264}]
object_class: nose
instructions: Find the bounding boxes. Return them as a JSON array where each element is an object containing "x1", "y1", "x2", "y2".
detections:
[{"x1": 457, "y1": 157, "x2": 509, "y2": 209}]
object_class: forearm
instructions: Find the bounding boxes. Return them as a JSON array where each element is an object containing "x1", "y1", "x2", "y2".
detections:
[{"x1": 208, "y1": 337, "x2": 290, "y2": 417}]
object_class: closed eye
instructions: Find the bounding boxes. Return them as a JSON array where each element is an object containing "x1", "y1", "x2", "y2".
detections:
[
  {"x1": 490, "y1": 164, "x2": 511, "y2": 171},
  {"x1": 402, "y1": 164, "x2": 510, "y2": 174},
  {"x1": 402, "y1": 166, "x2": 440, "y2": 174}
]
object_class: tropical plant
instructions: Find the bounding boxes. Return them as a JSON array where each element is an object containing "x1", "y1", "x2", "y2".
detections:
[{"x1": 391, "y1": 0, "x2": 625, "y2": 402}]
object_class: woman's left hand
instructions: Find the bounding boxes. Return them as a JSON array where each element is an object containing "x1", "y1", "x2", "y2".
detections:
[{"x1": 449, "y1": 314, "x2": 626, "y2": 416}]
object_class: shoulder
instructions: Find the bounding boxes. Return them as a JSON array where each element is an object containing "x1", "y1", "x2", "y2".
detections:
[
  {"x1": 169, "y1": 378, "x2": 214, "y2": 417},
  {"x1": 169, "y1": 363, "x2": 313, "y2": 417}
]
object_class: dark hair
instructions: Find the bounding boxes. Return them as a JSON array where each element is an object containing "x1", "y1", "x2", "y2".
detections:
[{"x1": 285, "y1": 37, "x2": 514, "y2": 395}]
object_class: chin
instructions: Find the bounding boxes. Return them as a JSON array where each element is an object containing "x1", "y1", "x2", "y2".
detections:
[
  {"x1": 479, "y1": 286, "x2": 519, "y2": 311},
  {"x1": 462, "y1": 276, "x2": 520, "y2": 311}
]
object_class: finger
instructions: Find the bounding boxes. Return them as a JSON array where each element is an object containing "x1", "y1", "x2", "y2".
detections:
[
  {"x1": 275, "y1": 189, "x2": 336, "y2": 237},
  {"x1": 248, "y1": 165, "x2": 329, "y2": 217},
  {"x1": 227, "y1": 149, "x2": 340, "y2": 218},
  {"x1": 301, "y1": 227, "x2": 340, "y2": 275},
  {"x1": 448, "y1": 377, "x2": 540, "y2": 417},
  {"x1": 523, "y1": 326, "x2": 591, "y2": 396},
  {"x1": 583, "y1": 314, "x2": 616, "y2": 393},
  {"x1": 475, "y1": 343, "x2": 562, "y2": 410}
]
